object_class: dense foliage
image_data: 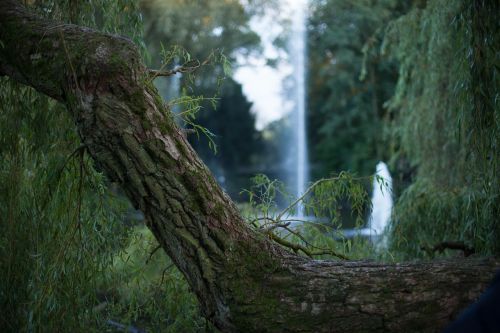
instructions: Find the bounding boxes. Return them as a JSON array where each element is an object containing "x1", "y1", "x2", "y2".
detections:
[
  {"x1": 383, "y1": 0, "x2": 500, "y2": 257},
  {"x1": 0, "y1": 78, "x2": 124, "y2": 331},
  {"x1": 308, "y1": 0, "x2": 498, "y2": 257},
  {"x1": 0, "y1": 1, "x2": 141, "y2": 330},
  {"x1": 307, "y1": 0, "x2": 408, "y2": 178},
  {"x1": 0, "y1": 1, "x2": 206, "y2": 332}
]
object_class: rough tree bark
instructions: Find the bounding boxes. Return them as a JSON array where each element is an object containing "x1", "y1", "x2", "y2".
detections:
[{"x1": 0, "y1": 1, "x2": 498, "y2": 332}]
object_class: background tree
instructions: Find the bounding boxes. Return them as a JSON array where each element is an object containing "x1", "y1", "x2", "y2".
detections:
[
  {"x1": 306, "y1": 0, "x2": 411, "y2": 227},
  {"x1": 381, "y1": 0, "x2": 500, "y2": 257},
  {"x1": 307, "y1": 0, "x2": 409, "y2": 179},
  {"x1": 140, "y1": 0, "x2": 264, "y2": 199}
]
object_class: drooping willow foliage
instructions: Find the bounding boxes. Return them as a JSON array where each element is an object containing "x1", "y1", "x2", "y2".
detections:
[
  {"x1": 0, "y1": 1, "x2": 141, "y2": 331},
  {"x1": 1, "y1": 2, "x2": 211, "y2": 331},
  {"x1": 382, "y1": 0, "x2": 499, "y2": 257},
  {"x1": 0, "y1": 82, "x2": 134, "y2": 331}
]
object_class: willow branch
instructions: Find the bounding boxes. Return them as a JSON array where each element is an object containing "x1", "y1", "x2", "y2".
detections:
[
  {"x1": 267, "y1": 231, "x2": 349, "y2": 260},
  {"x1": 149, "y1": 57, "x2": 211, "y2": 79}
]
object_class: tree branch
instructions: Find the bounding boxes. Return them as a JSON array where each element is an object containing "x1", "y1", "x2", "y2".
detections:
[
  {"x1": 267, "y1": 231, "x2": 350, "y2": 260},
  {"x1": 148, "y1": 58, "x2": 211, "y2": 79}
]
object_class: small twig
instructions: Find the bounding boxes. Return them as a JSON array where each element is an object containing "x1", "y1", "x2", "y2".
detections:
[
  {"x1": 276, "y1": 177, "x2": 339, "y2": 221},
  {"x1": 249, "y1": 216, "x2": 275, "y2": 225},
  {"x1": 44, "y1": 144, "x2": 87, "y2": 208},
  {"x1": 92, "y1": 301, "x2": 108, "y2": 313},
  {"x1": 160, "y1": 264, "x2": 175, "y2": 286},
  {"x1": 146, "y1": 244, "x2": 162, "y2": 264},
  {"x1": 282, "y1": 225, "x2": 314, "y2": 246},
  {"x1": 180, "y1": 128, "x2": 196, "y2": 139},
  {"x1": 275, "y1": 173, "x2": 370, "y2": 221},
  {"x1": 421, "y1": 241, "x2": 475, "y2": 257},
  {"x1": 105, "y1": 320, "x2": 145, "y2": 333},
  {"x1": 281, "y1": 225, "x2": 346, "y2": 256},
  {"x1": 251, "y1": 216, "x2": 349, "y2": 259},
  {"x1": 267, "y1": 232, "x2": 349, "y2": 260},
  {"x1": 263, "y1": 222, "x2": 291, "y2": 232},
  {"x1": 149, "y1": 57, "x2": 211, "y2": 79}
]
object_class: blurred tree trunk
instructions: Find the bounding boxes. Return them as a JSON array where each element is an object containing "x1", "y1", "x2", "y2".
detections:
[{"x1": 0, "y1": 1, "x2": 498, "y2": 332}]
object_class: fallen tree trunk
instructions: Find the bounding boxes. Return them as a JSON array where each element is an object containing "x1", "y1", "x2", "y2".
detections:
[{"x1": 0, "y1": 1, "x2": 498, "y2": 331}]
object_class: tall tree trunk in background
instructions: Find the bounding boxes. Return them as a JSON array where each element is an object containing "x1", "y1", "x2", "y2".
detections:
[{"x1": 0, "y1": 1, "x2": 498, "y2": 331}]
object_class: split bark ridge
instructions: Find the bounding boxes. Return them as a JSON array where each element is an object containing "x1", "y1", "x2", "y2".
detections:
[{"x1": 0, "y1": 1, "x2": 498, "y2": 331}]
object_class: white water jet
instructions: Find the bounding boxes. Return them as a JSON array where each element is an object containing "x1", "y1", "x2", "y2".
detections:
[
  {"x1": 368, "y1": 161, "x2": 393, "y2": 238},
  {"x1": 289, "y1": 0, "x2": 308, "y2": 217},
  {"x1": 342, "y1": 161, "x2": 393, "y2": 247}
]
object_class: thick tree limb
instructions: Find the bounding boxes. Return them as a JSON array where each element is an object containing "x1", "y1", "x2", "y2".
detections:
[{"x1": 1, "y1": 1, "x2": 498, "y2": 332}]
